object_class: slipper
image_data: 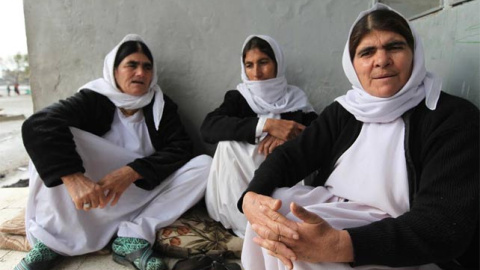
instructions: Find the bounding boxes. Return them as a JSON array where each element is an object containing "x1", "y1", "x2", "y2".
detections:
[
  {"x1": 14, "y1": 257, "x2": 61, "y2": 270},
  {"x1": 113, "y1": 245, "x2": 167, "y2": 270},
  {"x1": 173, "y1": 254, "x2": 241, "y2": 270},
  {"x1": 14, "y1": 241, "x2": 61, "y2": 270}
]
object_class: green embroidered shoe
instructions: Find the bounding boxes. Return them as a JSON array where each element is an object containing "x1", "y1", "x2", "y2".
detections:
[
  {"x1": 112, "y1": 237, "x2": 167, "y2": 270},
  {"x1": 14, "y1": 241, "x2": 61, "y2": 270}
]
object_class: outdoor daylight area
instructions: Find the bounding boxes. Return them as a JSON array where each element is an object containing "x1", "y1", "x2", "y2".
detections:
[
  {"x1": 0, "y1": 0, "x2": 30, "y2": 187},
  {"x1": 1, "y1": 0, "x2": 479, "y2": 269}
]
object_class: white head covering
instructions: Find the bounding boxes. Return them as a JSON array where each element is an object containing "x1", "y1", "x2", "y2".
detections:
[
  {"x1": 237, "y1": 35, "x2": 314, "y2": 115},
  {"x1": 78, "y1": 34, "x2": 165, "y2": 129},
  {"x1": 335, "y1": 3, "x2": 442, "y2": 123}
]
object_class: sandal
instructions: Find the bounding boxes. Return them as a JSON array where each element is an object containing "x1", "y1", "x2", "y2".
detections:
[
  {"x1": 112, "y1": 237, "x2": 167, "y2": 270},
  {"x1": 173, "y1": 254, "x2": 241, "y2": 270},
  {"x1": 14, "y1": 241, "x2": 61, "y2": 270},
  {"x1": 14, "y1": 258, "x2": 60, "y2": 270}
]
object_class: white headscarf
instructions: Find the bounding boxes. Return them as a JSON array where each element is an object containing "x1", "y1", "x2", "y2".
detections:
[
  {"x1": 237, "y1": 35, "x2": 314, "y2": 115},
  {"x1": 336, "y1": 3, "x2": 442, "y2": 123},
  {"x1": 79, "y1": 34, "x2": 165, "y2": 129}
]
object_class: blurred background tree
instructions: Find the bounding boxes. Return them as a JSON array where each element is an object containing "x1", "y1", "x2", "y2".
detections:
[{"x1": 0, "y1": 53, "x2": 29, "y2": 85}]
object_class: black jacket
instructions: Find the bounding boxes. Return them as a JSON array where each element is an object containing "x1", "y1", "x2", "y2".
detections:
[{"x1": 22, "y1": 89, "x2": 193, "y2": 190}]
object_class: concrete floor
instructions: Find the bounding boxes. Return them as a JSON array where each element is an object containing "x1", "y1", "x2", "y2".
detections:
[{"x1": 0, "y1": 187, "x2": 157, "y2": 269}]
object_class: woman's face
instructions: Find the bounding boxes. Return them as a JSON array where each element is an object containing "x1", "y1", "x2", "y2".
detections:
[
  {"x1": 353, "y1": 30, "x2": 413, "y2": 98},
  {"x1": 114, "y1": 52, "x2": 153, "y2": 96},
  {"x1": 244, "y1": 48, "x2": 276, "y2": 81}
]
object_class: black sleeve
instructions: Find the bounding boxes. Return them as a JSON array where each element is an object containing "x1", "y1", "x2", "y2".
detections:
[
  {"x1": 128, "y1": 95, "x2": 194, "y2": 190},
  {"x1": 21, "y1": 89, "x2": 115, "y2": 187},
  {"x1": 280, "y1": 110, "x2": 318, "y2": 126},
  {"x1": 200, "y1": 90, "x2": 259, "y2": 144},
  {"x1": 347, "y1": 97, "x2": 479, "y2": 267}
]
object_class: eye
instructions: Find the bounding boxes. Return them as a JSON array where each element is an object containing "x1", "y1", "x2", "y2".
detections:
[
  {"x1": 244, "y1": 62, "x2": 253, "y2": 68},
  {"x1": 388, "y1": 45, "x2": 405, "y2": 51},
  {"x1": 126, "y1": 63, "x2": 138, "y2": 69},
  {"x1": 385, "y1": 42, "x2": 407, "y2": 52},
  {"x1": 358, "y1": 49, "x2": 374, "y2": 58},
  {"x1": 259, "y1": 59, "x2": 270, "y2": 65},
  {"x1": 143, "y1": 64, "x2": 153, "y2": 71}
]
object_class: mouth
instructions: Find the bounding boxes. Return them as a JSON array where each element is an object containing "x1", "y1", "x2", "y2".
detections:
[
  {"x1": 373, "y1": 74, "x2": 397, "y2": 80},
  {"x1": 131, "y1": 80, "x2": 145, "y2": 85}
]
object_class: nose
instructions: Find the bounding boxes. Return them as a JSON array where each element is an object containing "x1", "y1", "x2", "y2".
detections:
[
  {"x1": 135, "y1": 67, "x2": 146, "y2": 77},
  {"x1": 252, "y1": 65, "x2": 263, "y2": 80},
  {"x1": 374, "y1": 50, "x2": 392, "y2": 68}
]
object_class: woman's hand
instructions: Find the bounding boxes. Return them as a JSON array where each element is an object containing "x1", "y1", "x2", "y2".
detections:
[
  {"x1": 253, "y1": 202, "x2": 354, "y2": 267},
  {"x1": 98, "y1": 166, "x2": 140, "y2": 206},
  {"x1": 243, "y1": 192, "x2": 300, "y2": 268},
  {"x1": 258, "y1": 135, "x2": 285, "y2": 156},
  {"x1": 263, "y1": 119, "x2": 305, "y2": 141},
  {"x1": 61, "y1": 172, "x2": 106, "y2": 211}
]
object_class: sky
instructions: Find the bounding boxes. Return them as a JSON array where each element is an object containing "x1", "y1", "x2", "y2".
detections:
[{"x1": 0, "y1": 0, "x2": 28, "y2": 65}]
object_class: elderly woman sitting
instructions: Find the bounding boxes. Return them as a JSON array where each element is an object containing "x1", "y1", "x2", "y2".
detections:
[
  {"x1": 16, "y1": 34, "x2": 212, "y2": 270},
  {"x1": 239, "y1": 4, "x2": 478, "y2": 270}
]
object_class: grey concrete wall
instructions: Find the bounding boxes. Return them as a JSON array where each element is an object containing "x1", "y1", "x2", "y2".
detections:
[
  {"x1": 23, "y1": 0, "x2": 479, "y2": 154},
  {"x1": 411, "y1": 1, "x2": 479, "y2": 106}
]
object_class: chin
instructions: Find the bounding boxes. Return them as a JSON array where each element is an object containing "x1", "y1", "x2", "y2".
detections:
[
  {"x1": 368, "y1": 85, "x2": 402, "y2": 98},
  {"x1": 127, "y1": 89, "x2": 149, "y2": 96}
]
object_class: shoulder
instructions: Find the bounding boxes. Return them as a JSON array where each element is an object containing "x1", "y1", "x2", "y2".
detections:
[
  {"x1": 76, "y1": 89, "x2": 114, "y2": 106},
  {"x1": 219, "y1": 89, "x2": 250, "y2": 109},
  {"x1": 320, "y1": 101, "x2": 355, "y2": 120},
  {"x1": 156, "y1": 92, "x2": 178, "y2": 113},
  {"x1": 412, "y1": 92, "x2": 479, "y2": 128},
  {"x1": 224, "y1": 89, "x2": 245, "y2": 101}
]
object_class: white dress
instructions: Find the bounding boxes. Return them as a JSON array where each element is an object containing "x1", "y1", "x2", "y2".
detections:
[
  {"x1": 25, "y1": 109, "x2": 212, "y2": 256},
  {"x1": 205, "y1": 141, "x2": 266, "y2": 238}
]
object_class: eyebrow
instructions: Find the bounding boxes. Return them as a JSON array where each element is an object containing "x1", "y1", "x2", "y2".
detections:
[
  {"x1": 126, "y1": 60, "x2": 152, "y2": 67},
  {"x1": 244, "y1": 57, "x2": 271, "y2": 64},
  {"x1": 357, "y1": 40, "x2": 408, "y2": 55}
]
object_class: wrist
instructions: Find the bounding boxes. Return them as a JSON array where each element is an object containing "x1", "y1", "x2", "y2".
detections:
[
  {"x1": 126, "y1": 166, "x2": 141, "y2": 183},
  {"x1": 242, "y1": 191, "x2": 255, "y2": 212},
  {"x1": 336, "y1": 230, "x2": 354, "y2": 262},
  {"x1": 262, "y1": 118, "x2": 272, "y2": 133},
  {"x1": 61, "y1": 172, "x2": 83, "y2": 184}
]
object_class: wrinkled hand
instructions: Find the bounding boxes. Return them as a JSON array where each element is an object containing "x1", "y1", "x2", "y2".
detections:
[
  {"x1": 98, "y1": 166, "x2": 140, "y2": 207},
  {"x1": 263, "y1": 119, "x2": 305, "y2": 141},
  {"x1": 253, "y1": 202, "x2": 354, "y2": 267},
  {"x1": 243, "y1": 192, "x2": 300, "y2": 268},
  {"x1": 258, "y1": 135, "x2": 285, "y2": 156},
  {"x1": 62, "y1": 172, "x2": 106, "y2": 211}
]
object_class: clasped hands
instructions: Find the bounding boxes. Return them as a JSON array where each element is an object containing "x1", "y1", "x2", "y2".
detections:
[
  {"x1": 242, "y1": 191, "x2": 354, "y2": 269},
  {"x1": 61, "y1": 166, "x2": 140, "y2": 211},
  {"x1": 258, "y1": 119, "x2": 305, "y2": 156}
]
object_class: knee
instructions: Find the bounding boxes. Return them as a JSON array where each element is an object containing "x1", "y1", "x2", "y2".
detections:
[{"x1": 192, "y1": 154, "x2": 213, "y2": 167}]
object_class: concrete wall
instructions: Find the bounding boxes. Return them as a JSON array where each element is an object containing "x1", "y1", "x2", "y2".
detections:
[{"x1": 23, "y1": 0, "x2": 479, "y2": 154}]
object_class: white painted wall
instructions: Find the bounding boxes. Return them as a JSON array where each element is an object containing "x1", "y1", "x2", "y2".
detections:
[{"x1": 23, "y1": 0, "x2": 479, "y2": 154}]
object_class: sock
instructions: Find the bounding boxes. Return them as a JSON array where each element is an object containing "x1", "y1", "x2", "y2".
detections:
[{"x1": 24, "y1": 241, "x2": 59, "y2": 264}]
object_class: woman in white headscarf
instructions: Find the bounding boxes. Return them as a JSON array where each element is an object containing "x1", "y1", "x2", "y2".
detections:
[
  {"x1": 16, "y1": 34, "x2": 212, "y2": 270},
  {"x1": 239, "y1": 4, "x2": 478, "y2": 270},
  {"x1": 200, "y1": 35, "x2": 317, "y2": 238}
]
